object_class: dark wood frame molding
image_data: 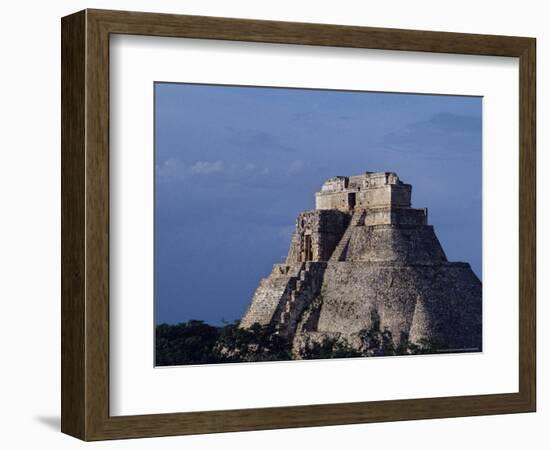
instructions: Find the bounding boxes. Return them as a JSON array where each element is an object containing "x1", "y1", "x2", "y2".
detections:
[{"x1": 61, "y1": 9, "x2": 536, "y2": 441}]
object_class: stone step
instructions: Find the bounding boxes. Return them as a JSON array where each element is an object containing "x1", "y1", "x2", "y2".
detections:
[
  {"x1": 329, "y1": 235, "x2": 351, "y2": 262},
  {"x1": 329, "y1": 210, "x2": 366, "y2": 262},
  {"x1": 351, "y1": 209, "x2": 367, "y2": 226}
]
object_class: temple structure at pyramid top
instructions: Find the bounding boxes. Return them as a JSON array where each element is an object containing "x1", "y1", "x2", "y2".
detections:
[
  {"x1": 285, "y1": 171, "x2": 439, "y2": 265},
  {"x1": 316, "y1": 172, "x2": 411, "y2": 210}
]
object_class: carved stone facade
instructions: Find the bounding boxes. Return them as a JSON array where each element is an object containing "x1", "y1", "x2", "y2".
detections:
[
  {"x1": 315, "y1": 172, "x2": 412, "y2": 212},
  {"x1": 239, "y1": 172, "x2": 482, "y2": 355}
]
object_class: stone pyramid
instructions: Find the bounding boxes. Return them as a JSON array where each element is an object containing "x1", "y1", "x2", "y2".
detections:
[{"x1": 240, "y1": 172, "x2": 482, "y2": 355}]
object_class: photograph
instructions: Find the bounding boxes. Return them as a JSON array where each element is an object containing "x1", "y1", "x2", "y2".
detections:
[{"x1": 154, "y1": 83, "x2": 483, "y2": 366}]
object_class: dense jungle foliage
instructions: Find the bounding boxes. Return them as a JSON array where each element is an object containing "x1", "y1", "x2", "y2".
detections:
[{"x1": 155, "y1": 318, "x2": 445, "y2": 366}]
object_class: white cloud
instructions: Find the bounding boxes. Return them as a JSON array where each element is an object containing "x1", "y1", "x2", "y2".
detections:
[
  {"x1": 191, "y1": 160, "x2": 224, "y2": 174},
  {"x1": 156, "y1": 158, "x2": 186, "y2": 179},
  {"x1": 156, "y1": 158, "x2": 224, "y2": 180}
]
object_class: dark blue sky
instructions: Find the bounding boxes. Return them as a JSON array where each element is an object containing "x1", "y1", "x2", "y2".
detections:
[{"x1": 155, "y1": 83, "x2": 482, "y2": 325}]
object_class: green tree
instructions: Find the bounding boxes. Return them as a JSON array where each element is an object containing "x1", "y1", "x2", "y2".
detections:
[
  {"x1": 215, "y1": 322, "x2": 292, "y2": 362},
  {"x1": 155, "y1": 320, "x2": 220, "y2": 366}
]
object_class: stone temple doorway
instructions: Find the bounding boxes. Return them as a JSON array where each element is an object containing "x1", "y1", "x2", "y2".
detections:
[
  {"x1": 303, "y1": 234, "x2": 313, "y2": 261},
  {"x1": 348, "y1": 192, "x2": 356, "y2": 210}
]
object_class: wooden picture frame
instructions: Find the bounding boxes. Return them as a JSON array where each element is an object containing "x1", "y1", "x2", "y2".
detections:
[{"x1": 61, "y1": 9, "x2": 536, "y2": 441}]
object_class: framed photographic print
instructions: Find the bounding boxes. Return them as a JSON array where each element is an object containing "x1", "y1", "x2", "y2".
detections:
[{"x1": 61, "y1": 9, "x2": 536, "y2": 441}]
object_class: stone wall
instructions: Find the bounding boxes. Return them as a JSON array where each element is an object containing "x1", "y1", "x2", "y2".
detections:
[
  {"x1": 363, "y1": 206, "x2": 427, "y2": 226},
  {"x1": 299, "y1": 261, "x2": 481, "y2": 351},
  {"x1": 286, "y1": 210, "x2": 349, "y2": 263},
  {"x1": 315, "y1": 191, "x2": 356, "y2": 211},
  {"x1": 315, "y1": 172, "x2": 412, "y2": 212},
  {"x1": 345, "y1": 224, "x2": 447, "y2": 264},
  {"x1": 355, "y1": 184, "x2": 411, "y2": 209}
]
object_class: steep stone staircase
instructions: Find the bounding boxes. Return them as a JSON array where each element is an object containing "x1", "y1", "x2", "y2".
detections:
[
  {"x1": 278, "y1": 264, "x2": 309, "y2": 328},
  {"x1": 277, "y1": 262, "x2": 325, "y2": 338},
  {"x1": 329, "y1": 209, "x2": 366, "y2": 262},
  {"x1": 239, "y1": 264, "x2": 302, "y2": 328}
]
